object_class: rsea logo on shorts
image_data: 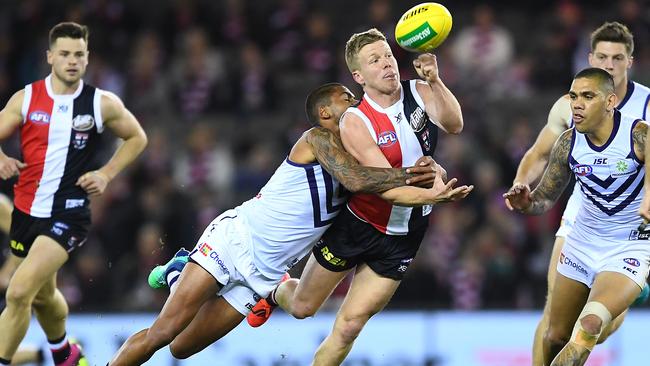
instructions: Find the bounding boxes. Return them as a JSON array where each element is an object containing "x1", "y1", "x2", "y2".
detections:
[
  {"x1": 10, "y1": 240, "x2": 24, "y2": 252},
  {"x1": 320, "y1": 245, "x2": 347, "y2": 267},
  {"x1": 560, "y1": 252, "x2": 588, "y2": 276}
]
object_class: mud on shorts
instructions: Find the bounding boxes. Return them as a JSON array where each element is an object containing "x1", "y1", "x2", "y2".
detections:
[
  {"x1": 9, "y1": 208, "x2": 90, "y2": 257},
  {"x1": 312, "y1": 208, "x2": 426, "y2": 281}
]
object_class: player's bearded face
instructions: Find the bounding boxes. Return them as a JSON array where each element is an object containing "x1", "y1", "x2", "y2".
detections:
[
  {"x1": 589, "y1": 42, "x2": 632, "y2": 88},
  {"x1": 356, "y1": 41, "x2": 400, "y2": 94},
  {"x1": 47, "y1": 37, "x2": 89, "y2": 85}
]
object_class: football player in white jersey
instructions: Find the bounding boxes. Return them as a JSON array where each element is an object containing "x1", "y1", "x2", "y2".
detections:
[
  {"x1": 505, "y1": 21, "x2": 650, "y2": 365},
  {"x1": 108, "y1": 83, "x2": 472, "y2": 366},
  {"x1": 505, "y1": 68, "x2": 650, "y2": 366}
]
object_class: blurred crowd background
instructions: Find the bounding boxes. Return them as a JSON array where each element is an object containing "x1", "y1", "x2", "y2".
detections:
[{"x1": 0, "y1": 0, "x2": 648, "y2": 312}]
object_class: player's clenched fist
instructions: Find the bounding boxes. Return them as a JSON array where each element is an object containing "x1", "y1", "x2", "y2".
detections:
[
  {"x1": 413, "y1": 53, "x2": 440, "y2": 84},
  {"x1": 0, "y1": 154, "x2": 26, "y2": 179},
  {"x1": 76, "y1": 170, "x2": 110, "y2": 196}
]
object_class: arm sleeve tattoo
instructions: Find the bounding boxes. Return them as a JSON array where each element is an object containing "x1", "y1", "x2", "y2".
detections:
[
  {"x1": 306, "y1": 127, "x2": 417, "y2": 193},
  {"x1": 526, "y1": 129, "x2": 573, "y2": 215},
  {"x1": 632, "y1": 121, "x2": 647, "y2": 161}
]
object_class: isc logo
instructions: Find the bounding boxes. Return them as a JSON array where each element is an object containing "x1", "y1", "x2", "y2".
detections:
[
  {"x1": 573, "y1": 164, "x2": 593, "y2": 176},
  {"x1": 377, "y1": 131, "x2": 398, "y2": 147},
  {"x1": 29, "y1": 110, "x2": 51, "y2": 124}
]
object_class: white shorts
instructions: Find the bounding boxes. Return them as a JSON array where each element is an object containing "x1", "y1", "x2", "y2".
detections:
[
  {"x1": 189, "y1": 209, "x2": 277, "y2": 315},
  {"x1": 555, "y1": 184, "x2": 580, "y2": 238},
  {"x1": 557, "y1": 239, "x2": 650, "y2": 289}
]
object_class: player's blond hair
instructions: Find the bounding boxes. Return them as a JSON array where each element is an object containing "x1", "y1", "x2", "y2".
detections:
[
  {"x1": 344, "y1": 28, "x2": 387, "y2": 73},
  {"x1": 590, "y1": 21, "x2": 634, "y2": 56}
]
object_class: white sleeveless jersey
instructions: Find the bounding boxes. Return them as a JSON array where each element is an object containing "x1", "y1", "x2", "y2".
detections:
[
  {"x1": 562, "y1": 80, "x2": 650, "y2": 226},
  {"x1": 567, "y1": 111, "x2": 645, "y2": 245},
  {"x1": 237, "y1": 158, "x2": 346, "y2": 279}
]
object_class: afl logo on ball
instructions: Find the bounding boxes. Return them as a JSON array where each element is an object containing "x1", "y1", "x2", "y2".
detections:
[{"x1": 72, "y1": 114, "x2": 95, "y2": 131}]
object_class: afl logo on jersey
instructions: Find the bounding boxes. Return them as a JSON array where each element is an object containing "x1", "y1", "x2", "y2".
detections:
[
  {"x1": 573, "y1": 164, "x2": 592, "y2": 176},
  {"x1": 29, "y1": 111, "x2": 51, "y2": 124},
  {"x1": 377, "y1": 131, "x2": 398, "y2": 148},
  {"x1": 72, "y1": 114, "x2": 95, "y2": 131}
]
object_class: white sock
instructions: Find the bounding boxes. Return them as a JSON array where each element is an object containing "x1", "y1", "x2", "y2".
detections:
[
  {"x1": 167, "y1": 270, "x2": 181, "y2": 294},
  {"x1": 49, "y1": 334, "x2": 68, "y2": 350}
]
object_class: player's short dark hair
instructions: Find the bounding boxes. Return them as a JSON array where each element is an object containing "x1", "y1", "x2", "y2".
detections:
[
  {"x1": 574, "y1": 67, "x2": 615, "y2": 95},
  {"x1": 590, "y1": 21, "x2": 634, "y2": 56},
  {"x1": 49, "y1": 22, "x2": 89, "y2": 48},
  {"x1": 305, "y1": 83, "x2": 343, "y2": 126}
]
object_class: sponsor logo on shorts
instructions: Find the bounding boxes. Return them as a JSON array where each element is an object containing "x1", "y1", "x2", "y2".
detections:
[
  {"x1": 199, "y1": 243, "x2": 230, "y2": 274},
  {"x1": 65, "y1": 199, "x2": 85, "y2": 209},
  {"x1": 199, "y1": 243, "x2": 212, "y2": 256},
  {"x1": 624, "y1": 266, "x2": 638, "y2": 275},
  {"x1": 50, "y1": 222, "x2": 69, "y2": 236},
  {"x1": 207, "y1": 248, "x2": 229, "y2": 275},
  {"x1": 398, "y1": 258, "x2": 414, "y2": 273},
  {"x1": 320, "y1": 245, "x2": 347, "y2": 267},
  {"x1": 560, "y1": 252, "x2": 588, "y2": 276},
  {"x1": 10, "y1": 240, "x2": 24, "y2": 252},
  {"x1": 377, "y1": 131, "x2": 398, "y2": 148},
  {"x1": 624, "y1": 258, "x2": 640, "y2": 267}
]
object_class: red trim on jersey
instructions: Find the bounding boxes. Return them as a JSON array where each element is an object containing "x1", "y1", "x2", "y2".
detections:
[
  {"x1": 348, "y1": 98, "x2": 403, "y2": 234},
  {"x1": 14, "y1": 80, "x2": 52, "y2": 214}
]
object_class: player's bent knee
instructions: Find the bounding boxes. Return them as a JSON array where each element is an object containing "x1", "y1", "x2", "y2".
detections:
[
  {"x1": 544, "y1": 327, "x2": 570, "y2": 349},
  {"x1": 335, "y1": 316, "x2": 369, "y2": 345},
  {"x1": 5, "y1": 285, "x2": 35, "y2": 308},
  {"x1": 290, "y1": 302, "x2": 318, "y2": 319},
  {"x1": 570, "y1": 302, "x2": 612, "y2": 351},
  {"x1": 169, "y1": 341, "x2": 195, "y2": 360}
]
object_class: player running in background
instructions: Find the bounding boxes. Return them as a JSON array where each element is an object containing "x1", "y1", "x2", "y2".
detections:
[
  {"x1": 505, "y1": 68, "x2": 649, "y2": 366},
  {"x1": 0, "y1": 22, "x2": 147, "y2": 366},
  {"x1": 505, "y1": 21, "x2": 650, "y2": 365},
  {"x1": 108, "y1": 83, "x2": 471, "y2": 366}
]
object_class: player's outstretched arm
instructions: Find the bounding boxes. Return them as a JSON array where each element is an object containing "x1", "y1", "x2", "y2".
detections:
[
  {"x1": 76, "y1": 92, "x2": 147, "y2": 196},
  {"x1": 504, "y1": 129, "x2": 573, "y2": 215},
  {"x1": 413, "y1": 53, "x2": 463, "y2": 134},
  {"x1": 506, "y1": 96, "x2": 570, "y2": 211},
  {"x1": 379, "y1": 167, "x2": 473, "y2": 206},
  {"x1": 305, "y1": 127, "x2": 434, "y2": 193}
]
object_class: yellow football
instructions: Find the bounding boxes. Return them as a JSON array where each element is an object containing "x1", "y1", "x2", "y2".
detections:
[{"x1": 395, "y1": 3, "x2": 453, "y2": 52}]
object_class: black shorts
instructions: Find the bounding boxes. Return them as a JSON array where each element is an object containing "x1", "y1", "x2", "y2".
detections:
[
  {"x1": 9, "y1": 208, "x2": 90, "y2": 257},
  {"x1": 313, "y1": 208, "x2": 426, "y2": 280}
]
